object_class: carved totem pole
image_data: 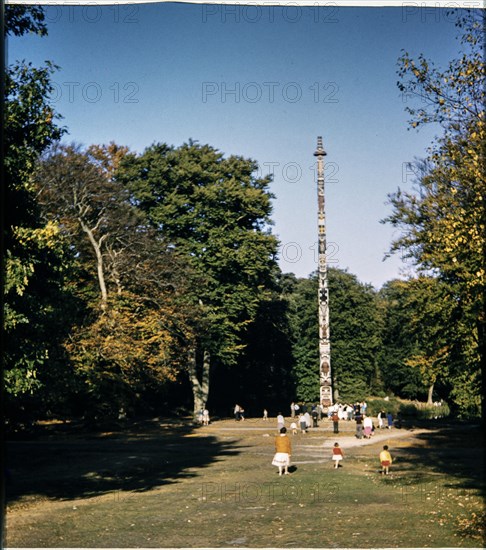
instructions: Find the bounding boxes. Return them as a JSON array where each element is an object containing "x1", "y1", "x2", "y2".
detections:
[{"x1": 314, "y1": 136, "x2": 333, "y2": 409}]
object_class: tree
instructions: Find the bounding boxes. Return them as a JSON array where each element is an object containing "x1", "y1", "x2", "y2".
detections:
[
  {"x1": 378, "y1": 279, "x2": 427, "y2": 400},
  {"x1": 35, "y1": 144, "x2": 194, "y2": 417},
  {"x1": 3, "y1": 6, "x2": 68, "y2": 413},
  {"x1": 288, "y1": 275, "x2": 319, "y2": 403},
  {"x1": 379, "y1": 277, "x2": 456, "y2": 404},
  {"x1": 116, "y1": 141, "x2": 280, "y2": 415},
  {"x1": 210, "y1": 268, "x2": 295, "y2": 415},
  {"x1": 288, "y1": 269, "x2": 383, "y2": 404},
  {"x1": 328, "y1": 269, "x2": 383, "y2": 402},
  {"x1": 386, "y1": 10, "x2": 485, "y2": 417}
]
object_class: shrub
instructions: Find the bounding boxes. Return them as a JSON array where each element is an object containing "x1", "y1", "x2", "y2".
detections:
[
  {"x1": 366, "y1": 397, "x2": 401, "y2": 416},
  {"x1": 365, "y1": 396, "x2": 450, "y2": 419}
]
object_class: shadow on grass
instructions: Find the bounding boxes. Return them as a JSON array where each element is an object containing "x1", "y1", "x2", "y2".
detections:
[
  {"x1": 6, "y1": 417, "x2": 243, "y2": 504},
  {"x1": 391, "y1": 422, "x2": 485, "y2": 495}
]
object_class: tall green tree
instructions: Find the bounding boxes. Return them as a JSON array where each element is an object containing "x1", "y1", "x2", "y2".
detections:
[
  {"x1": 288, "y1": 275, "x2": 319, "y2": 403},
  {"x1": 211, "y1": 268, "x2": 295, "y2": 415},
  {"x1": 3, "y1": 6, "x2": 69, "y2": 415},
  {"x1": 378, "y1": 279, "x2": 427, "y2": 400},
  {"x1": 328, "y1": 269, "x2": 383, "y2": 402},
  {"x1": 386, "y1": 10, "x2": 485, "y2": 417},
  {"x1": 116, "y1": 141, "x2": 280, "y2": 415},
  {"x1": 289, "y1": 269, "x2": 383, "y2": 404},
  {"x1": 379, "y1": 277, "x2": 458, "y2": 404}
]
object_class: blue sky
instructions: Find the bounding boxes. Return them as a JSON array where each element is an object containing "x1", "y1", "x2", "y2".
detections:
[{"x1": 8, "y1": 4, "x2": 470, "y2": 288}]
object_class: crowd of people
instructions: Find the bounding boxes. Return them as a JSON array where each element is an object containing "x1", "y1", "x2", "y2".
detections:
[
  {"x1": 198, "y1": 401, "x2": 397, "y2": 435},
  {"x1": 196, "y1": 401, "x2": 397, "y2": 476},
  {"x1": 258, "y1": 401, "x2": 398, "y2": 475}
]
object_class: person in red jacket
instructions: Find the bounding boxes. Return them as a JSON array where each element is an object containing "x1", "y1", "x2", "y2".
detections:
[{"x1": 332, "y1": 442, "x2": 344, "y2": 469}]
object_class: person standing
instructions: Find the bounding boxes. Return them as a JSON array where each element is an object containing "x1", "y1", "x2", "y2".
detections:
[
  {"x1": 234, "y1": 404, "x2": 241, "y2": 421},
  {"x1": 332, "y1": 442, "x2": 344, "y2": 469},
  {"x1": 386, "y1": 411, "x2": 393, "y2": 429},
  {"x1": 277, "y1": 412, "x2": 285, "y2": 430},
  {"x1": 263, "y1": 408, "x2": 268, "y2": 421},
  {"x1": 202, "y1": 409, "x2": 210, "y2": 426},
  {"x1": 362, "y1": 401, "x2": 368, "y2": 416},
  {"x1": 304, "y1": 411, "x2": 312, "y2": 430},
  {"x1": 380, "y1": 445, "x2": 393, "y2": 475},
  {"x1": 363, "y1": 415, "x2": 373, "y2": 438},
  {"x1": 331, "y1": 410, "x2": 339, "y2": 434},
  {"x1": 377, "y1": 411, "x2": 384, "y2": 429},
  {"x1": 299, "y1": 413, "x2": 307, "y2": 434},
  {"x1": 272, "y1": 427, "x2": 292, "y2": 475},
  {"x1": 290, "y1": 402, "x2": 296, "y2": 418},
  {"x1": 355, "y1": 413, "x2": 363, "y2": 439},
  {"x1": 312, "y1": 408, "x2": 319, "y2": 428}
]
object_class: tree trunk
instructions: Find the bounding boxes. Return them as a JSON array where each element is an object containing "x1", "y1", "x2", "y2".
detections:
[
  {"x1": 427, "y1": 383, "x2": 434, "y2": 405},
  {"x1": 187, "y1": 347, "x2": 210, "y2": 418},
  {"x1": 80, "y1": 220, "x2": 108, "y2": 309}
]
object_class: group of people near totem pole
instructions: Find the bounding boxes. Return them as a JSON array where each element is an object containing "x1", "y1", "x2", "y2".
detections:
[
  {"x1": 272, "y1": 427, "x2": 393, "y2": 476},
  {"x1": 272, "y1": 400, "x2": 396, "y2": 476}
]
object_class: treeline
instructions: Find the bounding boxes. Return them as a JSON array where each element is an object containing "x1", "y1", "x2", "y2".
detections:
[{"x1": 3, "y1": 7, "x2": 484, "y2": 426}]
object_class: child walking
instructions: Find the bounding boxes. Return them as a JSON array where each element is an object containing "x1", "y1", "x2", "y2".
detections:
[
  {"x1": 332, "y1": 442, "x2": 344, "y2": 468},
  {"x1": 379, "y1": 445, "x2": 392, "y2": 475}
]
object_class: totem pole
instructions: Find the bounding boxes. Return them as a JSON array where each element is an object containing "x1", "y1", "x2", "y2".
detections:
[{"x1": 314, "y1": 136, "x2": 333, "y2": 410}]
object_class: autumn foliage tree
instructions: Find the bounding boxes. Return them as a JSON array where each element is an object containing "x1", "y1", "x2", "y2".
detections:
[
  {"x1": 35, "y1": 144, "x2": 195, "y2": 416},
  {"x1": 386, "y1": 10, "x2": 485, "y2": 417}
]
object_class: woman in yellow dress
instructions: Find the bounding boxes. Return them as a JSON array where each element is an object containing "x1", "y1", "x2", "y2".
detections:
[{"x1": 272, "y1": 427, "x2": 292, "y2": 475}]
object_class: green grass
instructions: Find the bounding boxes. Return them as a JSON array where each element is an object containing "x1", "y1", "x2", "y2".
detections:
[{"x1": 6, "y1": 417, "x2": 485, "y2": 547}]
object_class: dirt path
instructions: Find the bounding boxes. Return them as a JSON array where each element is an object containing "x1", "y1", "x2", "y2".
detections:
[{"x1": 200, "y1": 419, "x2": 431, "y2": 465}]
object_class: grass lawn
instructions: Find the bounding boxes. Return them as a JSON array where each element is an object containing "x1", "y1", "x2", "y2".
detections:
[{"x1": 5, "y1": 416, "x2": 485, "y2": 548}]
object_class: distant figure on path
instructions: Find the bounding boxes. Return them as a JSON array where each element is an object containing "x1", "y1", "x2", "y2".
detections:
[
  {"x1": 380, "y1": 445, "x2": 392, "y2": 475},
  {"x1": 304, "y1": 411, "x2": 312, "y2": 430},
  {"x1": 277, "y1": 412, "x2": 285, "y2": 430},
  {"x1": 377, "y1": 411, "x2": 384, "y2": 429},
  {"x1": 331, "y1": 411, "x2": 339, "y2": 434},
  {"x1": 386, "y1": 411, "x2": 393, "y2": 429},
  {"x1": 312, "y1": 408, "x2": 319, "y2": 428},
  {"x1": 299, "y1": 413, "x2": 307, "y2": 434},
  {"x1": 355, "y1": 413, "x2": 363, "y2": 439},
  {"x1": 272, "y1": 427, "x2": 291, "y2": 475},
  {"x1": 332, "y1": 442, "x2": 344, "y2": 468},
  {"x1": 263, "y1": 408, "x2": 268, "y2": 421},
  {"x1": 363, "y1": 415, "x2": 373, "y2": 438},
  {"x1": 290, "y1": 402, "x2": 296, "y2": 418},
  {"x1": 202, "y1": 409, "x2": 210, "y2": 425}
]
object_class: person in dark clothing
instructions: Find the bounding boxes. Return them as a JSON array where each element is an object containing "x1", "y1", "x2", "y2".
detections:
[
  {"x1": 332, "y1": 411, "x2": 339, "y2": 434},
  {"x1": 355, "y1": 413, "x2": 363, "y2": 439}
]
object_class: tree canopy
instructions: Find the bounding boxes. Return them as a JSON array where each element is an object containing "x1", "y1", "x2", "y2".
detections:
[
  {"x1": 116, "y1": 141, "x2": 280, "y2": 414},
  {"x1": 385, "y1": 10, "x2": 485, "y2": 417}
]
